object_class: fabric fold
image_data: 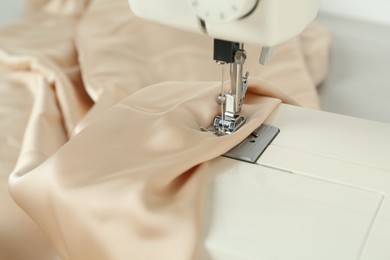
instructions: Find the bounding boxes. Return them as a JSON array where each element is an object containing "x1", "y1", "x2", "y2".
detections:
[{"x1": 9, "y1": 81, "x2": 282, "y2": 260}]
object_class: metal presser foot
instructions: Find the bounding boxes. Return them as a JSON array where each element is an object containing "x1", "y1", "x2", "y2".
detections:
[
  {"x1": 201, "y1": 42, "x2": 280, "y2": 163},
  {"x1": 212, "y1": 114, "x2": 246, "y2": 136},
  {"x1": 211, "y1": 75, "x2": 248, "y2": 135},
  {"x1": 208, "y1": 41, "x2": 249, "y2": 136}
]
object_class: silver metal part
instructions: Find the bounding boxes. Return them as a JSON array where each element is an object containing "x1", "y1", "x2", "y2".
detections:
[
  {"x1": 211, "y1": 43, "x2": 249, "y2": 136},
  {"x1": 231, "y1": 44, "x2": 247, "y2": 113},
  {"x1": 223, "y1": 124, "x2": 280, "y2": 163},
  {"x1": 259, "y1": 46, "x2": 274, "y2": 65},
  {"x1": 212, "y1": 114, "x2": 246, "y2": 136}
]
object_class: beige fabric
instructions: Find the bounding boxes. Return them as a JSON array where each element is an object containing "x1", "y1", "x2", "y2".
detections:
[
  {"x1": 25, "y1": 0, "x2": 89, "y2": 16},
  {"x1": 24, "y1": 0, "x2": 49, "y2": 15},
  {"x1": 0, "y1": 0, "x2": 331, "y2": 259}
]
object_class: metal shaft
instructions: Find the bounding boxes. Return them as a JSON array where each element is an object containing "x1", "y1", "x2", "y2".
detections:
[{"x1": 230, "y1": 43, "x2": 246, "y2": 113}]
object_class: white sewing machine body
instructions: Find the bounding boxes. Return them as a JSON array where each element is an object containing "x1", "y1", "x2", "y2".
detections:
[
  {"x1": 201, "y1": 104, "x2": 390, "y2": 260},
  {"x1": 126, "y1": 1, "x2": 390, "y2": 259},
  {"x1": 128, "y1": 0, "x2": 320, "y2": 46}
]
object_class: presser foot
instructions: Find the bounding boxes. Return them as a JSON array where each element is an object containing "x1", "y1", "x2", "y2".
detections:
[{"x1": 209, "y1": 114, "x2": 246, "y2": 136}]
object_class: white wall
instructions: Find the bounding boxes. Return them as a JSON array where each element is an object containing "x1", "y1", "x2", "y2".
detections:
[
  {"x1": 320, "y1": 0, "x2": 390, "y2": 25},
  {"x1": 0, "y1": 0, "x2": 24, "y2": 26}
]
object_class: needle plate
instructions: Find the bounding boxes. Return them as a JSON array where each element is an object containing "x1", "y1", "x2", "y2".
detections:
[{"x1": 223, "y1": 124, "x2": 280, "y2": 163}]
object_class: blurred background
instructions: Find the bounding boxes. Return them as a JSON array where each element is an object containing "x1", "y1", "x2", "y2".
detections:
[
  {"x1": 0, "y1": 0, "x2": 24, "y2": 26},
  {"x1": 1, "y1": 0, "x2": 389, "y2": 123}
]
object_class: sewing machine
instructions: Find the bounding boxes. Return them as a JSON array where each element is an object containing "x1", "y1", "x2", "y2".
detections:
[
  {"x1": 128, "y1": 1, "x2": 390, "y2": 259},
  {"x1": 128, "y1": 0, "x2": 319, "y2": 135}
]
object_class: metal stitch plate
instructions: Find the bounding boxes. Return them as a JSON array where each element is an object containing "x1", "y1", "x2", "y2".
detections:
[{"x1": 223, "y1": 124, "x2": 280, "y2": 163}]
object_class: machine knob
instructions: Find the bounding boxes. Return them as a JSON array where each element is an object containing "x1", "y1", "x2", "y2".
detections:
[{"x1": 187, "y1": 0, "x2": 258, "y2": 23}]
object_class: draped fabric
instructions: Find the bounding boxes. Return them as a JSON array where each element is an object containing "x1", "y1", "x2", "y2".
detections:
[{"x1": 0, "y1": 0, "x2": 331, "y2": 259}]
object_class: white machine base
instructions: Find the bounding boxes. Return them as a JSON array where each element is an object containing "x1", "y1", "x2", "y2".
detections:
[{"x1": 201, "y1": 104, "x2": 390, "y2": 260}]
